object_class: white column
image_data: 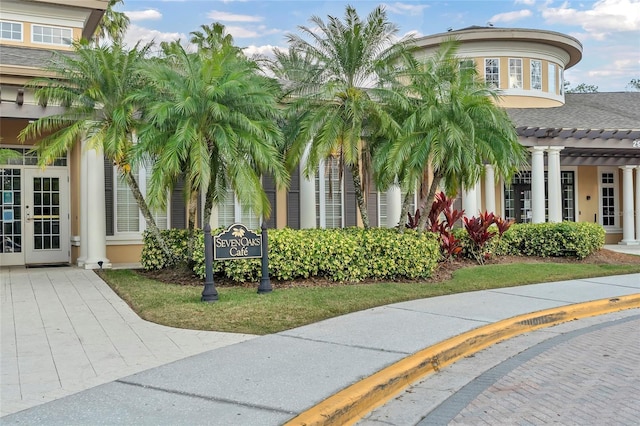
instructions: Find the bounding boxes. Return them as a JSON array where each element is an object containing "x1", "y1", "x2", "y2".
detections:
[
  {"x1": 83, "y1": 147, "x2": 111, "y2": 268},
  {"x1": 484, "y1": 164, "x2": 496, "y2": 214},
  {"x1": 462, "y1": 184, "x2": 477, "y2": 218},
  {"x1": 547, "y1": 147, "x2": 563, "y2": 222},
  {"x1": 77, "y1": 140, "x2": 89, "y2": 266},
  {"x1": 386, "y1": 183, "x2": 402, "y2": 228},
  {"x1": 530, "y1": 147, "x2": 546, "y2": 223},
  {"x1": 619, "y1": 165, "x2": 638, "y2": 245},
  {"x1": 299, "y1": 144, "x2": 316, "y2": 229},
  {"x1": 636, "y1": 166, "x2": 640, "y2": 242},
  {"x1": 476, "y1": 180, "x2": 482, "y2": 213}
]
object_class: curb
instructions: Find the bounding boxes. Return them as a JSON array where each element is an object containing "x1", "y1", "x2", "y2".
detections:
[{"x1": 285, "y1": 294, "x2": 640, "y2": 426}]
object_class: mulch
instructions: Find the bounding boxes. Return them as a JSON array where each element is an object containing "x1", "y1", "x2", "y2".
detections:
[{"x1": 136, "y1": 249, "x2": 639, "y2": 289}]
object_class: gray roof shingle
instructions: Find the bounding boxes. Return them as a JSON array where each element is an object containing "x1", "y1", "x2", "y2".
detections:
[{"x1": 507, "y1": 92, "x2": 640, "y2": 131}]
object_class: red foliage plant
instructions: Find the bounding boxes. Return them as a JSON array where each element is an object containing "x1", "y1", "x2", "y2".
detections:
[{"x1": 427, "y1": 192, "x2": 465, "y2": 260}]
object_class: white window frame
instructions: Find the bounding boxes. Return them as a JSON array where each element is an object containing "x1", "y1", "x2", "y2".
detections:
[
  {"x1": 31, "y1": 24, "x2": 73, "y2": 46},
  {"x1": 379, "y1": 189, "x2": 417, "y2": 228},
  {"x1": 316, "y1": 159, "x2": 344, "y2": 229},
  {"x1": 484, "y1": 58, "x2": 500, "y2": 88},
  {"x1": 0, "y1": 20, "x2": 22, "y2": 41},
  {"x1": 508, "y1": 58, "x2": 523, "y2": 89},
  {"x1": 112, "y1": 164, "x2": 169, "y2": 238},
  {"x1": 530, "y1": 59, "x2": 542, "y2": 90},
  {"x1": 598, "y1": 167, "x2": 620, "y2": 231},
  {"x1": 548, "y1": 63, "x2": 557, "y2": 94},
  {"x1": 215, "y1": 187, "x2": 261, "y2": 230}
]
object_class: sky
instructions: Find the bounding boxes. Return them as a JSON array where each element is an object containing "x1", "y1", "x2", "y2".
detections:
[{"x1": 116, "y1": 0, "x2": 640, "y2": 92}]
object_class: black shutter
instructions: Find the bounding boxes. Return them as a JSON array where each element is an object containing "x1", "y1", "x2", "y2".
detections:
[
  {"x1": 263, "y1": 173, "x2": 277, "y2": 228},
  {"x1": 344, "y1": 166, "x2": 357, "y2": 227},
  {"x1": 367, "y1": 184, "x2": 378, "y2": 228},
  {"x1": 170, "y1": 177, "x2": 186, "y2": 229},
  {"x1": 104, "y1": 157, "x2": 114, "y2": 236},
  {"x1": 287, "y1": 165, "x2": 300, "y2": 229}
]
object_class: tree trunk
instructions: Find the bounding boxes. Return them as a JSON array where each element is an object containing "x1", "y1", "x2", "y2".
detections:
[
  {"x1": 417, "y1": 171, "x2": 443, "y2": 231},
  {"x1": 187, "y1": 190, "x2": 199, "y2": 230},
  {"x1": 397, "y1": 191, "x2": 414, "y2": 233},
  {"x1": 349, "y1": 163, "x2": 370, "y2": 229},
  {"x1": 122, "y1": 171, "x2": 174, "y2": 265},
  {"x1": 203, "y1": 183, "x2": 214, "y2": 228}
]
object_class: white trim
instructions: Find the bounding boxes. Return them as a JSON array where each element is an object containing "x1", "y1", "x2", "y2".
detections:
[
  {"x1": 316, "y1": 160, "x2": 344, "y2": 229},
  {"x1": 0, "y1": 1, "x2": 88, "y2": 30},
  {"x1": 0, "y1": 20, "x2": 23, "y2": 42},
  {"x1": 508, "y1": 57, "x2": 523, "y2": 89},
  {"x1": 31, "y1": 23, "x2": 73, "y2": 47},
  {"x1": 597, "y1": 166, "x2": 621, "y2": 232},
  {"x1": 484, "y1": 57, "x2": 500, "y2": 88},
  {"x1": 561, "y1": 165, "x2": 579, "y2": 222},
  {"x1": 530, "y1": 59, "x2": 542, "y2": 91},
  {"x1": 106, "y1": 236, "x2": 143, "y2": 245},
  {"x1": 548, "y1": 62, "x2": 557, "y2": 95}
]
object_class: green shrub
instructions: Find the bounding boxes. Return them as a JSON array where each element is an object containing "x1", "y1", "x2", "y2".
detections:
[
  {"x1": 143, "y1": 227, "x2": 440, "y2": 283},
  {"x1": 494, "y1": 222, "x2": 605, "y2": 259}
]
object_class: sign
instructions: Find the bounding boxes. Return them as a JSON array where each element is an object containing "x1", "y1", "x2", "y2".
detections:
[{"x1": 214, "y1": 223, "x2": 262, "y2": 260}]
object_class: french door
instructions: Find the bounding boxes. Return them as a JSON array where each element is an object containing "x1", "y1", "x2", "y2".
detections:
[{"x1": 0, "y1": 167, "x2": 70, "y2": 265}]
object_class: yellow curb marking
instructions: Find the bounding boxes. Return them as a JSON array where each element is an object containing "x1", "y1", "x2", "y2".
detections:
[{"x1": 285, "y1": 294, "x2": 640, "y2": 426}]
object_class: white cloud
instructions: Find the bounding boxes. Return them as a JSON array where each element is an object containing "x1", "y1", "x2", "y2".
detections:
[
  {"x1": 490, "y1": 9, "x2": 533, "y2": 23},
  {"x1": 225, "y1": 25, "x2": 282, "y2": 39},
  {"x1": 542, "y1": 0, "x2": 640, "y2": 34},
  {"x1": 515, "y1": 0, "x2": 536, "y2": 5},
  {"x1": 124, "y1": 9, "x2": 162, "y2": 21},
  {"x1": 206, "y1": 10, "x2": 263, "y2": 23},
  {"x1": 382, "y1": 2, "x2": 430, "y2": 16},
  {"x1": 242, "y1": 44, "x2": 280, "y2": 58},
  {"x1": 122, "y1": 24, "x2": 186, "y2": 49}
]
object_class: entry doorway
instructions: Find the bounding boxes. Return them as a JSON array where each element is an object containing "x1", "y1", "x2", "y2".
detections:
[{"x1": 1, "y1": 167, "x2": 70, "y2": 265}]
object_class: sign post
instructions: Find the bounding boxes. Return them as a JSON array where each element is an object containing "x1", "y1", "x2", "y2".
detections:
[
  {"x1": 201, "y1": 224, "x2": 219, "y2": 302},
  {"x1": 202, "y1": 223, "x2": 271, "y2": 299}
]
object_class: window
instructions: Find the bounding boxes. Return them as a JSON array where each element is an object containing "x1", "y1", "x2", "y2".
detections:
[
  {"x1": 459, "y1": 59, "x2": 475, "y2": 72},
  {"x1": 0, "y1": 21, "x2": 22, "y2": 41},
  {"x1": 316, "y1": 159, "x2": 343, "y2": 228},
  {"x1": 378, "y1": 189, "x2": 416, "y2": 228},
  {"x1": 560, "y1": 68, "x2": 565, "y2": 95},
  {"x1": 114, "y1": 165, "x2": 168, "y2": 234},
  {"x1": 530, "y1": 60, "x2": 542, "y2": 90},
  {"x1": 217, "y1": 188, "x2": 260, "y2": 229},
  {"x1": 32, "y1": 24, "x2": 73, "y2": 46},
  {"x1": 508, "y1": 58, "x2": 523, "y2": 89},
  {"x1": 548, "y1": 63, "x2": 557, "y2": 94},
  {"x1": 485, "y1": 58, "x2": 500, "y2": 88},
  {"x1": 600, "y1": 171, "x2": 617, "y2": 227},
  {"x1": 561, "y1": 171, "x2": 575, "y2": 222}
]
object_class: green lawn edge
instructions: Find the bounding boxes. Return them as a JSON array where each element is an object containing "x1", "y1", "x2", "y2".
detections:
[{"x1": 100, "y1": 262, "x2": 640, "y2": 335}]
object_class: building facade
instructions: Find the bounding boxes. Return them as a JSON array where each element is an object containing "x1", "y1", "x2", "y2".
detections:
[{"x1": 2, "y1": 17, "x2": 639, "y2": 268}]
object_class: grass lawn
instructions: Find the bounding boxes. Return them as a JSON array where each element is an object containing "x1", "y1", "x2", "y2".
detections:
[{"x1": 99, "y1": 259, "x2": 640, "y2": 335}]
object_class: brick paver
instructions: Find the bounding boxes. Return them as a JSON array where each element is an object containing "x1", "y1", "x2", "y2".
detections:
[
  {"x1": 448, "y1": 317, "x2": 640, "y2": 425},
  {"x1": 441, "y1": 316, "x2": 640, "y2": 425}
]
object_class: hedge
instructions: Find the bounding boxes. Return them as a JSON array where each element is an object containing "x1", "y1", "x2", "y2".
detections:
[
  {"x1": 493, "y1": 222, "x2": 605, "y2": 259},
  {"x1": 142, "y1": 227, "x2": 440, "y2": 283}
]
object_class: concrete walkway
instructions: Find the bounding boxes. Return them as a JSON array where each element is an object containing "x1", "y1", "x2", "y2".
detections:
[
  {"x1": 1, "y1": 267, "x2": 638, "y2": 424},
  {"x1": 0, "y1": 267, "x2": 255, "y2": 416}
]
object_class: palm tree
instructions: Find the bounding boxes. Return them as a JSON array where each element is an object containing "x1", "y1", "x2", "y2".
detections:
[
  {"x1": 95, "y1": 0, "x2": 130, "y2": 43},
  {"x1": 18, "y1": 41, "x2": 175, "y2": 261},
  {"x1": 135, "y1": 26, "x2": 287, "y2": 230},
  {"x1": 274, "y1": 5, "x2": 413, "y2": 229},
  {"x1": 384, "y1": 40, "x2": 528, "y2": 229}
]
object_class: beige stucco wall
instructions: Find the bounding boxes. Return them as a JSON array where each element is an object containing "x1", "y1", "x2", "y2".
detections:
[{"x1": 107, "y1": 244, "x2": 143, "y2": 264}]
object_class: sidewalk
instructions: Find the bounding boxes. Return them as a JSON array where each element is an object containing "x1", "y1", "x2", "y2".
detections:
[
  {"x1": 0, "y1": 267, "x2": 256, "y2": 416},
  {"x1": 1, "y1": 268, "x2": 638, "y2": 425}
]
